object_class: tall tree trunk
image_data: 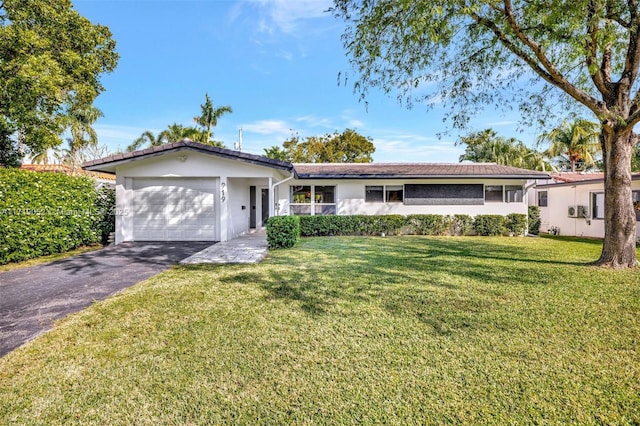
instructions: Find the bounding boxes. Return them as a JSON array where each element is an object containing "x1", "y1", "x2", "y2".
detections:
[{"x1": 597, "y1": 128, "x2": 638, "y2": 267}]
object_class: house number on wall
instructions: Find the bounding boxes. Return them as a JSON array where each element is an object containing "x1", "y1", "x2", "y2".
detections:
[{"x1": 221, "y1": 182, "x2": 226, "y2": 202}]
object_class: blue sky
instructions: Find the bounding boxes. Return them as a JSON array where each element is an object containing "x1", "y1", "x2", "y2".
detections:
[{"x1": 74, "y1": 0, "x2": 541, "y2": 163}]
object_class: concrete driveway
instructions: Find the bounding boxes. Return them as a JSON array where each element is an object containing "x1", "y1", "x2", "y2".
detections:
[{"x1": 0, "y1": 242, "x2": 213, "y2": 357}]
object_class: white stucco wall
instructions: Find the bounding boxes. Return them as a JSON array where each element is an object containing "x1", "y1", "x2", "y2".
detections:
[{"x1": 276, "y1": 178, "x2": 532, "y2": 217}]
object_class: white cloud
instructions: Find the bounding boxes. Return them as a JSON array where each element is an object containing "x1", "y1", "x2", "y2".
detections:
[
  {"x1": 340, "y1": 109, "x2": 364, "y2": 129},
  {"x1": 242, "y1": 119, "x2": 292, "y2": 136},
  {"x1": 295, "y1": 115, "x2": 333, "y2": 129},
  {"x1": 251, "y1": 0, "x2": 333, "y2": 34}
]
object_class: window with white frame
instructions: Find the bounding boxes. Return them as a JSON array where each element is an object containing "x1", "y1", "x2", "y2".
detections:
[
  {"x1": 364, "y1": 185, "x2": 404, "y2": 203},
  {"x1": 365, "y1": 186, "x2": 384, "y2": 202},
  {"x1": 633, "y1": 190, "x2": 640, "y2": 222},
  {"x1": 290, "y1": 185, "x2": 336, "y2": 215},
  {"x1": 505, "y1": 185, "x2": 524, "y2": 203},
  {"x1": 484, "y1": 185, "x2": 504, "y2": 202},
  {"x1": 537, "y1": 191, "x2": 548, "y2": 207}
]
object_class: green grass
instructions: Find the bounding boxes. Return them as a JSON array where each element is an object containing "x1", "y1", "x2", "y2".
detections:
[{"x1": 1, "y1": 236, "x2": 638, "y2": 424}]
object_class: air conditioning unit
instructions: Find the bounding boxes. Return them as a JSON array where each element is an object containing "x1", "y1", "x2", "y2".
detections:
[
  {"x1": 568, "y1": 205, "x2": 578, "y2": 217},
  {"x1": 577, "y1": 205, "x2": 589, "y2": 218}
]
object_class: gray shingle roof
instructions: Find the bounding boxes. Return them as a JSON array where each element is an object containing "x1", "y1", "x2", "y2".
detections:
[{"x1": 292, "y1": 163, "x2": 550, "y2": 179}]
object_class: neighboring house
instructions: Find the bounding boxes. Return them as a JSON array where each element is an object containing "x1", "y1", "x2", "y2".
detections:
[
  {"x1": 20, "y1": 164, "x2": 116, "y2": 189},
  {"x1": 533, "y1": 172, "x2": 640, "y2": 238},
  {"x1": 83, "y1": 140, "x2": 549, "y2": 243}
]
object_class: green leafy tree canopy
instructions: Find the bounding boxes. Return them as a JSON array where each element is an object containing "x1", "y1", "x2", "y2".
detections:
[
  {"x1": 0, "y1": 0, "x2": 118, "y2": 154},
  {"x1": 263, "y1": 145, "x2": 290, "y2": 162},
  {"x1": 283, "y1": 129, "x2": 375, "y2": 163}
]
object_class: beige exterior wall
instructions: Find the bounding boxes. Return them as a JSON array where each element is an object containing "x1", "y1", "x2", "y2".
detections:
[{"x1": 535, "y1": 180, "x2": 640, "y2": 239}]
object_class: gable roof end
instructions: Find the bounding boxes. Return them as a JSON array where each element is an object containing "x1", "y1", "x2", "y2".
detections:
[{"x1": 82, "y1": 140, "x2": 294, "y2": 173}]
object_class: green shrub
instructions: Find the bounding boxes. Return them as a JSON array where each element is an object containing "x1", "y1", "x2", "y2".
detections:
[
  {"x1": 473, "y1": 215, "x2": 505, "y2": 236},
  {"x1": 406, "y1": 214, "x2": 451, "y2": 235},
  {"x1": 0, "y1": 168, "x2": 100, "y2": 264},
  {"x1": 299, "y1": 215, "x2": 349, "y2": 236},
  {"x1": 450, "y1": 214, "x2": 473, "y2": 236},
  {"x1": 266, "y1": 216, "x2": 300, "y2": 249},
  {"x1": 505, "y1": 213, "x2": 528, "y2": 236},
  {"x1": 528, "y1": 206, "x2": 541, "y2": 235},
  {"x1": 373, "y1": 215, "x2": 406, "y2": 236},
  {"x1": 299, "y1": 215, "x2": 406, "y2": 237},
  {"x1": 95, "y1": 188, "x2": 116, "y2": 245}
]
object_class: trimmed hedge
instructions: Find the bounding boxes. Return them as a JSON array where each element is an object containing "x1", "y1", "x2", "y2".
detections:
[
  {"x1": 299, "y1": 215, "x2": 406, "y2": 237},
  {"x1": 0, "y1": 168, "x2": 100, "y2": 264},
  {"x1": 528, "y1": 206, "x2": 541, "y2": 235},
  {"x1": 268, "y1": 212, "x2": 534, "y2": 245},
  {"x1": 505, "y1": 213, "x2": 528, "y2": 236},
  {"x1": 406, "y1": 214, "x2": 451, "y2": 236},
  {"x1": 266, "y1": 216, "x2": 300, "y2": 249},
  {"x1": 293, "y1": 213, "x2": 529, "y2": 238},
  {"x1": 450, "y1": 214, "x2": 473, "y2": 236},
  {"x1": 472, "y1": 215, "x2": 506, "y2": 236}
]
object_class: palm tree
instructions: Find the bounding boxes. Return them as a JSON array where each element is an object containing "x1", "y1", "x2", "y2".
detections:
[
  {"x1": 537, "y1": 120, "x2": 601, "y2": 172},
  {"x1": 66, "y1": 105, "x2": 102, "y2": 152},
  {"x1": 63, "y1": 105, "x2": 103, "y2": 172},
  {"x1": 127, "y1": 130, "x2": 158, "y2": 152},
  {"x1": 194, "y1": 94, "x2": 232, "y2": 143},
  {"x1": 127, "y1": 124, "x2": 225, "y2": 152},
  {"x1": 457, "y1": 129, "x2": 552, "y2": 171}
]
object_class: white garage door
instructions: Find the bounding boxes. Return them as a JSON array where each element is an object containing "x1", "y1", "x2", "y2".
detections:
[{"x1": 131, "y1": 178, "x2": 216, "y2": 241}]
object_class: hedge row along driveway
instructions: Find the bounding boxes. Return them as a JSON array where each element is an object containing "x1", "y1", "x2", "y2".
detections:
[{"x1": 0, "y1": 168, "x2": 113, "y2": 265}]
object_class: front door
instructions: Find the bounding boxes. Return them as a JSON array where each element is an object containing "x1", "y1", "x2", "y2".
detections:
[
  {"x1": 249, "y1": 186, "x2": 256, "y2": 228},
  {"x1": 261, "y1": 188, "x2": 269, "y2": 226}
]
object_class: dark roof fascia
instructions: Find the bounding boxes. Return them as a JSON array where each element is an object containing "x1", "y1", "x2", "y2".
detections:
[
  {"x1": 293, "y1": 173, "x2": 550, "y2": 180},
  {"x1": 83, "y1": 141, "x2": 293, "y2": 172}
]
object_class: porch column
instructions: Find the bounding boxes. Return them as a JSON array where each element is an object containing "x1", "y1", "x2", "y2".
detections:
[
  {"x1": 219, "y1": 177, "x2": 228, "y2": 242},
  {"x1": 268, "y1": 177, "x2": 274, "y2": 218}
]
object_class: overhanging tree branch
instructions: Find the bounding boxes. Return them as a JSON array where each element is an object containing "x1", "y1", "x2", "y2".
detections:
[
  {"x1": 499, "y1": 0, "x2": 602, "y2": 115},
  {"x1": 622, "y1": 0, "x2": 640, "y2": 88},
  {"x1": 586, "y1": 0, "x2": 611, "y2": 97}
]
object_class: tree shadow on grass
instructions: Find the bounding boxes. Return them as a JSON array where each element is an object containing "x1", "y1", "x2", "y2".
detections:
[{"x1": 191, "y1": 236, "x2": 597, "y2": 336}]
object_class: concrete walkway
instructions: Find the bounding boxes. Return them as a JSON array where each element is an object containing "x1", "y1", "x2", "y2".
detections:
[{"x1": 180, "y1": 230, "x2": 268, "y2": 264}]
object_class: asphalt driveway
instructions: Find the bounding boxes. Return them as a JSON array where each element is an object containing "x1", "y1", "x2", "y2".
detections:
[{"x1": 0, "y1": 242, "x2": 213, "y2": 357}]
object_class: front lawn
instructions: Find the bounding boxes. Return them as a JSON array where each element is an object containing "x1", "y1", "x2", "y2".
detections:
[{"x1": 1, "y1": 236, "x2": 638, "y2": 424}]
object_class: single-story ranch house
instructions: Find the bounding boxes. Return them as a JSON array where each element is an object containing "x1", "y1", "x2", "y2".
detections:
[
  {"x1": 533, "y1": 172, "x2": 640, "y2": 239},
  {"x1": 83, "y1": 140, "x2": 550, "y2": 243}
]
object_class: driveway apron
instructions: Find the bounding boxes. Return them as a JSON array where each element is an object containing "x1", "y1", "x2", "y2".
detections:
[{"x1": 0, "y1": 242, "x2": 213, "y2": 357}]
